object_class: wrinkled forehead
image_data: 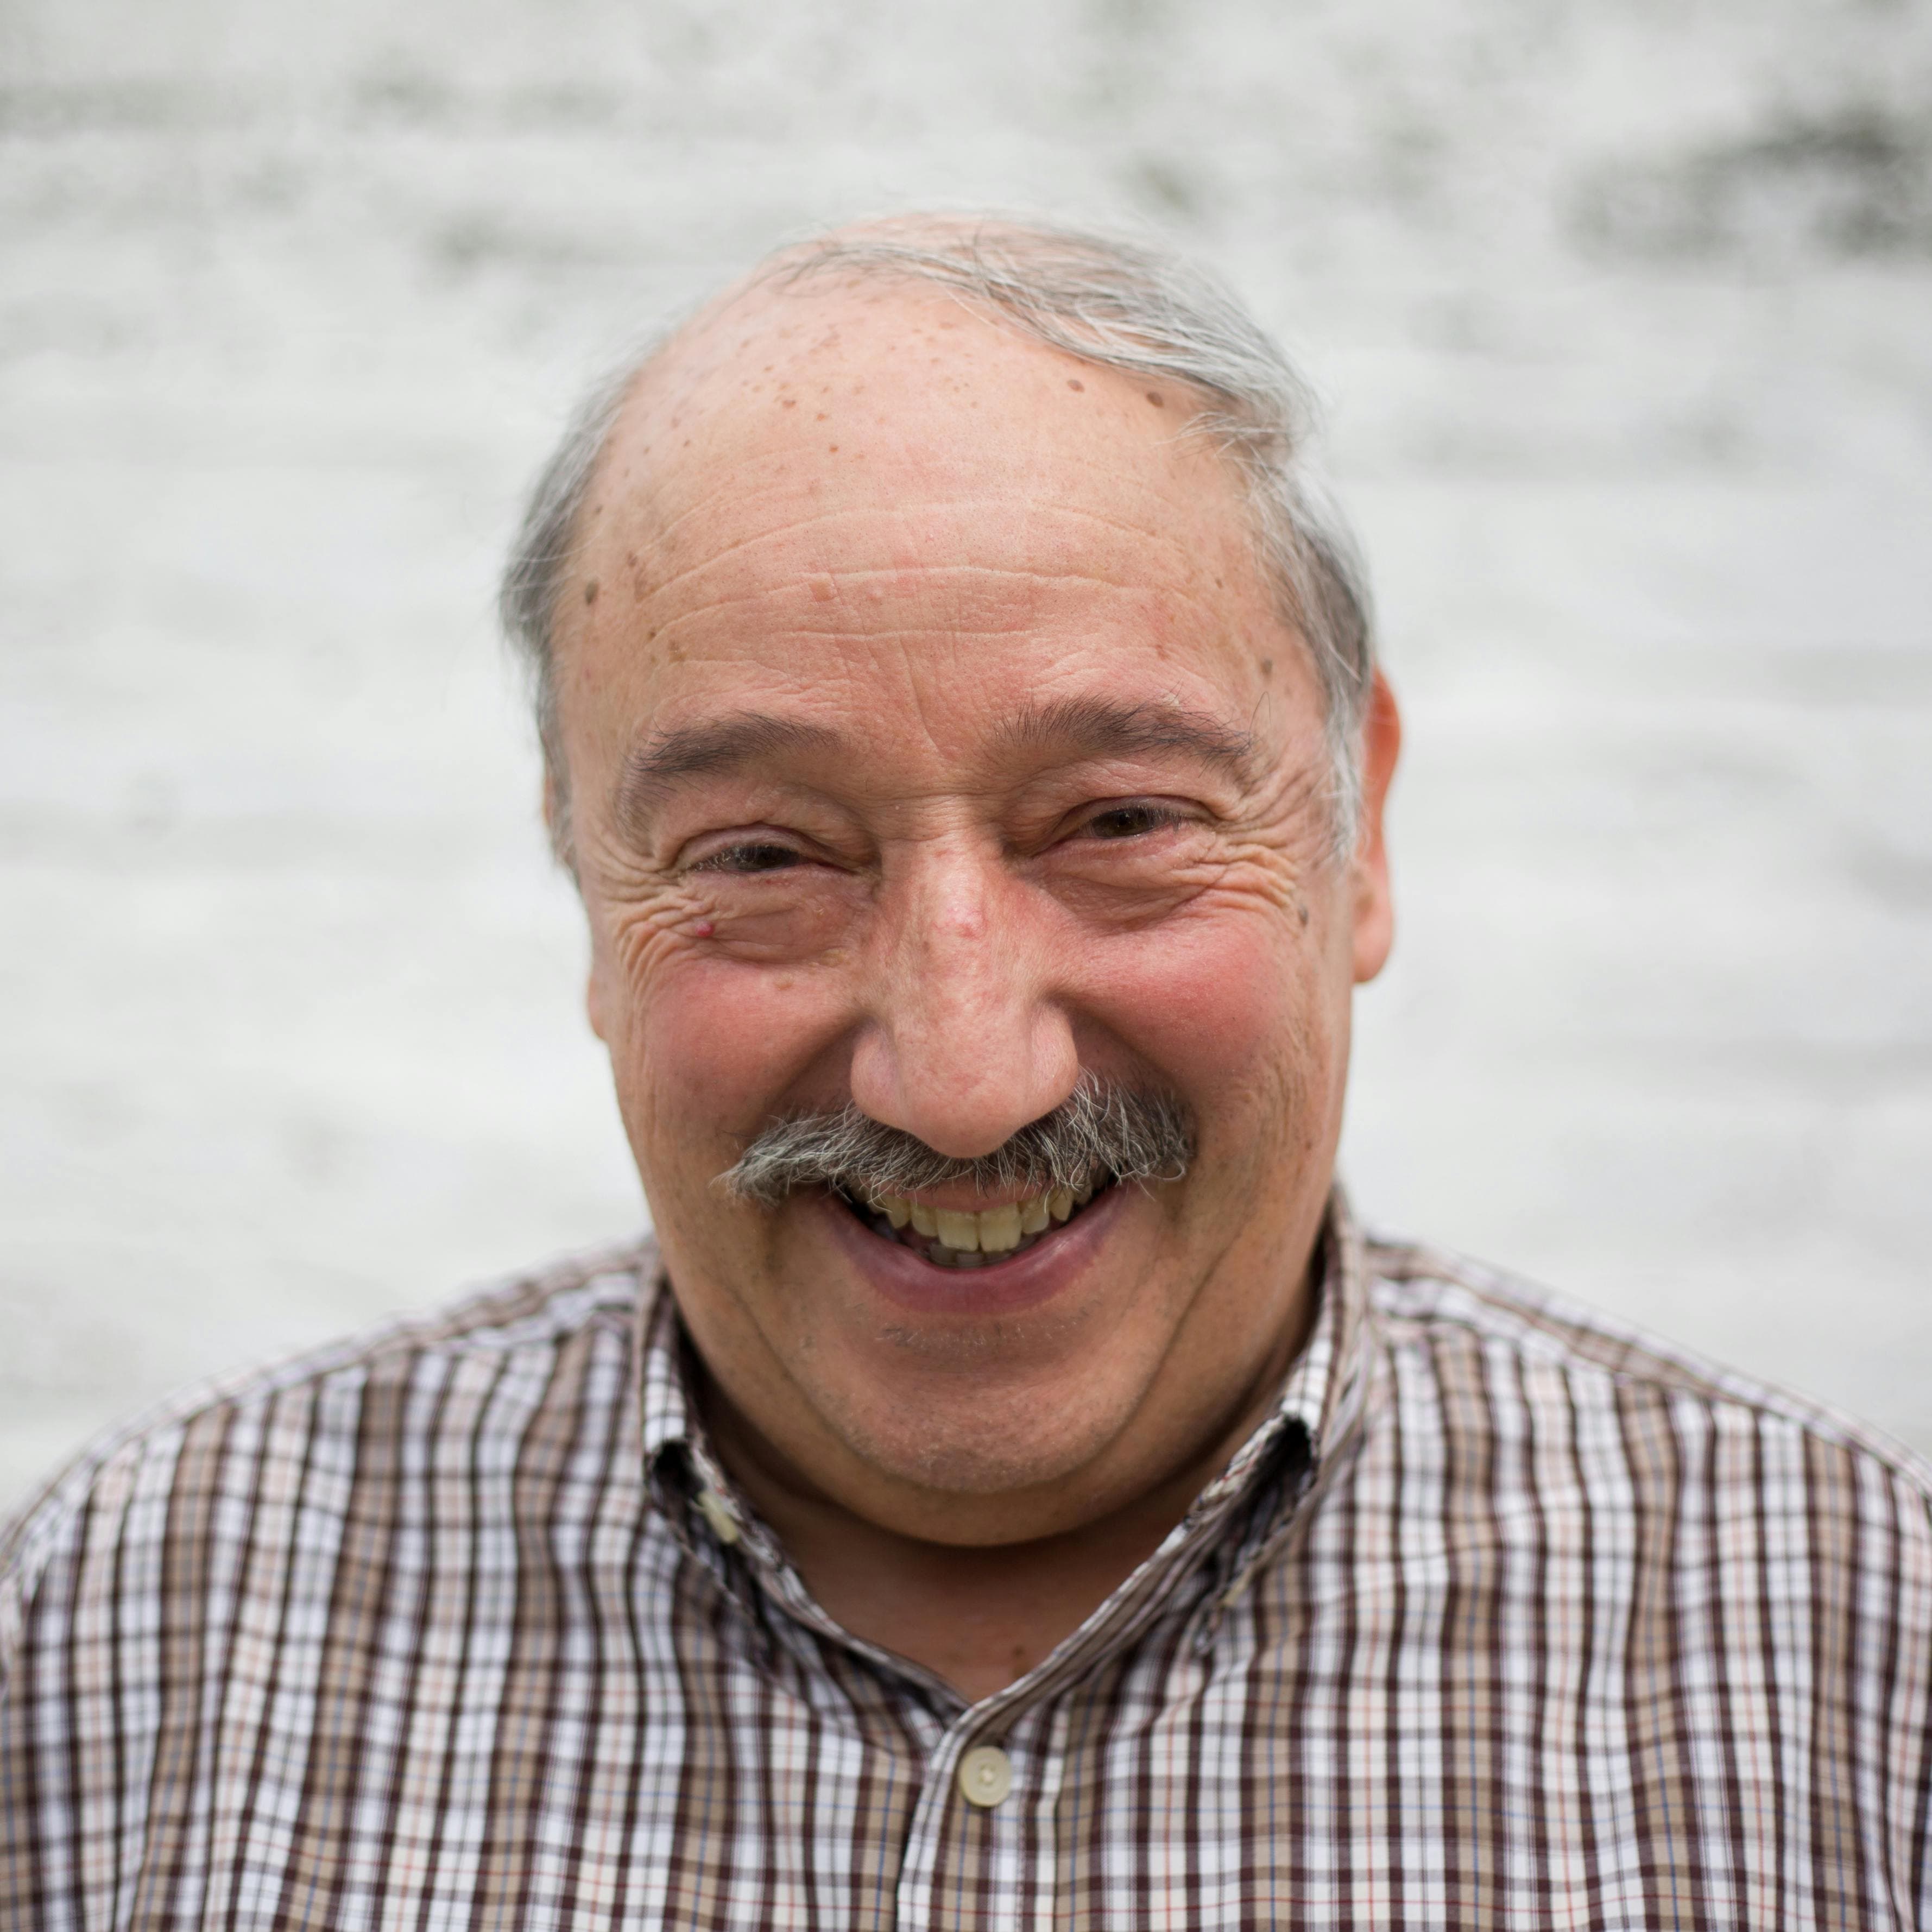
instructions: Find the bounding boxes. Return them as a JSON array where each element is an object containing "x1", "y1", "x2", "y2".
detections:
[
  {"x1": 579, "y1": 274, "x2": 1261, "y2": 576},
  {"x1": 544, "y1": 276, "x2": 1320, "y2": 803}
]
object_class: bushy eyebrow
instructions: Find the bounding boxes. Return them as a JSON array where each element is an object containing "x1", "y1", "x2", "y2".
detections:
[
  {"x1": 611, "y1": 693, "x2": 1257, "y2": 834},
  {"x1": 614, "y1": 713, "x2": 841, "y2": 825},
  {"x1": 1000, "y1": 695, "x2": 1258, "y2": 783}
]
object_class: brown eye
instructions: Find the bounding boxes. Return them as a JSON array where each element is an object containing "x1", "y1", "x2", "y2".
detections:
[
  {"x1": 700, "y1": 842, "x2": 803, "y2": 874},
  {"x1": 1085, "y1": 804, "x2": 1173, "y2": 841}
]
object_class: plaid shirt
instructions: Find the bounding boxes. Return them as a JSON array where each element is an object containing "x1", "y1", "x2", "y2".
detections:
[{"x1": 4, "y1": 1194, "x2": 1930, "y2": 1929}]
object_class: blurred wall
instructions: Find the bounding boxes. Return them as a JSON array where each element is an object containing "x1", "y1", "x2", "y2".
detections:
[{"x1": 4, "y1": 0, "x2": 1930, "y2": 1505}]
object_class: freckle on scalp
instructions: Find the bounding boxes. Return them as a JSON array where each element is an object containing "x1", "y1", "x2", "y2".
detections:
[
  {"x1": 583, "y1": 578, "x2": 599, "y2": 605},
  {"x1": 1146, "y1": 390, "x2": 1165, "y2": 408}
]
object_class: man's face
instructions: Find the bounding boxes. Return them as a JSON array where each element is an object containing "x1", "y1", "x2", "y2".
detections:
[{"x1": 552, "y1": 281, "x2": 1396, "y2": 1545}]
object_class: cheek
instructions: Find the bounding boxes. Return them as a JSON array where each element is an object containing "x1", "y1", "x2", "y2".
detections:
[
  {"x1": 622, "y1": 954, "x2": 854, "y2": 1138},
  {"x1": 590, "y1": 879, "x2": 863, "y2": 1124},
  {"x1": 684, "y1": 875, "x2": 866, "y2": 963},
  {"x1": 1078, "y1": 904, "x2": 1341, "y2": 1117}
]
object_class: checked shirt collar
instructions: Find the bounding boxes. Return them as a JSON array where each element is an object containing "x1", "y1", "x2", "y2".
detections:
[{"x1": 631, "y1": 1185, "x2": 1379, "y2": 1716}]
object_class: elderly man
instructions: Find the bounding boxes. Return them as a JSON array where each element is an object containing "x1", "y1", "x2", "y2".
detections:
[{"x1": 4, "y1": 217, "x2": 1929, "y2": 1929}]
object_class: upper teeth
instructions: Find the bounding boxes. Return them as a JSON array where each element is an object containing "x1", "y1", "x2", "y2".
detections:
[{"x1": 870, "y1": 1184, "x2": 1094, "y2": 1253}]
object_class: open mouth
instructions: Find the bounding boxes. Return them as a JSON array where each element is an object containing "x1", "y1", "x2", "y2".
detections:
[{"x1": 836, "y1": 1179, "x2": 1109, "y2": 1270}]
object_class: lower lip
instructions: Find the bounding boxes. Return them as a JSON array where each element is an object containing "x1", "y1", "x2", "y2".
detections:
[{"x1": 815, "y1": 1186, "x2": 1130, "y2": 1317}]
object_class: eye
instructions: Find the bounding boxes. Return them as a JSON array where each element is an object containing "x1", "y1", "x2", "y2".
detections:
[
  {"x1": 1081, "y1": 801, "x2": 1182, "y2": 841},
  {"x1": 691, "y1": 841, "x2": 804, "y2": 874}
]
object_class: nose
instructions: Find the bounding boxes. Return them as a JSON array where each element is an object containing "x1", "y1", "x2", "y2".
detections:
[{"x1": 847, "y1": 838, "x2": 1079, "y2": 1159}]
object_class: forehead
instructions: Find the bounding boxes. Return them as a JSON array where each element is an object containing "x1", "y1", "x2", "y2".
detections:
[{"x1": 557, "y1": 280, "x2": 1306, "y2": 768}]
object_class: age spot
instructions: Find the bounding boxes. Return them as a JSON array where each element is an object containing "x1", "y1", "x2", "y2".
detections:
[
  {"x1": 1066, "y1": 378, "x2": 1084, "y2": 392},
  {"x1": 583, "y1": 578, "x2": 599, "y2": 605},
  {"x1": 1145, "y1": 390, "x2": 1165, "y2": 408}
]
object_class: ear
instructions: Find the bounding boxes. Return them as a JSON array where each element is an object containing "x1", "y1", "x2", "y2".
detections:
[
  {"x1": 1349, "y1": 671, "x2": 1401, "y2": 985},
  {"x1": 585, "y1": 962, "x2": 609, "y2": 1043},
  {"x1": 542, "y1": 763, "x2": 604, "y2": 1039},
  {"x1": 541, "y1": 765, "x2": 577, "y2": 875}
]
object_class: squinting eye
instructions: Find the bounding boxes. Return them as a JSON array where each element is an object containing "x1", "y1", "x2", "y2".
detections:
[
  {"x1": 1084, "y1": 804, "x2": 1175, "y2": 841},
  {"x1": 696, "y1": 842, "x2": 803, "y2": 874}
]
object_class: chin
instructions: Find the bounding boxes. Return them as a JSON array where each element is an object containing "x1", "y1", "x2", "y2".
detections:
[{"x1": 849, "y1": 1407, "x2": 1122, "y2": 1508}]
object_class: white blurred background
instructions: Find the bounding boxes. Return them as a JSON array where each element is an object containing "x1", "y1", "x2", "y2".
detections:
[{"x1": 4, "y1": 0, "x2": 1930, "y2": 1507}]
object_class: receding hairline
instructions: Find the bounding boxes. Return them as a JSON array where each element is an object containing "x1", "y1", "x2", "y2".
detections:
[
  {"x1": 501, "y1": 212, "x2": 1375, "y2": 867},
  {"x1": 575, "y1": 245, "x2": 1247, "y2": 527}
]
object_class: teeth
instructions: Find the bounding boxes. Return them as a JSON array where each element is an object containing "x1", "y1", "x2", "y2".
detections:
[
  {"x1": 978, "y1": 1203, "x2": 1022, "y2": 1253},
  {"x1": 867, "y1": 1183, "x2": 1105, "y2": 1258},
  {"x1": 933, "y1": 1209, "x2": 980, "y2": 1252}
]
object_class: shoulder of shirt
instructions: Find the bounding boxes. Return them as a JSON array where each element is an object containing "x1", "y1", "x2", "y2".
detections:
[
  {"x1": 0, "y1": 1240, "x2": 659, "y2": 1672},
  {"x1": 1362, "y1": 1227, "x2": 1932, "y2": 1507}
]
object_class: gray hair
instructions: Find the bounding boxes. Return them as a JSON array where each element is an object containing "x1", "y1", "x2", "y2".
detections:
[
  {"x1": 500, "y1": 216, "x2": 1375, "y2": 861},
  {"x1": 717, "y1": 1072, "x2": 1194, "y2": 1209}
]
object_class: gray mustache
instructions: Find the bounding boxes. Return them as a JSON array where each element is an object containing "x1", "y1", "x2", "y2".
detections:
[{"x1": 718, "y1": 1075, "x2": 1195, "y2": 1208}]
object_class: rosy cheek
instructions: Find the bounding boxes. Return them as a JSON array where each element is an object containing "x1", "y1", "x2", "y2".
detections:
[
  {"x1": 636, "y1": 953, "x2": 853, "y2": 1126},
  {"x1": 1078, "y1": 913, "x2": 1305, "y2": 1093}
]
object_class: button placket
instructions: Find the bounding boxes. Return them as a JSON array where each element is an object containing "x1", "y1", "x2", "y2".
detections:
[{"x1": 892, "y1": 1706, "x2": 1043, "y2": 1929}]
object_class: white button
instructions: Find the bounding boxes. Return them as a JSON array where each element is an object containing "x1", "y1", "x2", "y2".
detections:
[
  {"x1": 957, "y1": 1745, "x2": 1013, "y2": 1808},
  {"x1": 694, "y1": 1487, "x2": 741, "y2": 1545}
]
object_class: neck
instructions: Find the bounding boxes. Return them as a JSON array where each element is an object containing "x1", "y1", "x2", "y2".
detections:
[{"x1": 698, "y1": 1322, "x2": 1310, "y2": 1704}]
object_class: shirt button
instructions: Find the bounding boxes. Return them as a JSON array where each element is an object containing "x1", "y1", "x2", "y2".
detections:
[
  {"x1": 694, "y1": 1487, "x2": 741, "y2": 1545},
  {"x1": 957, "y1": 1745, "x2": 1013, "y2": 1808}
]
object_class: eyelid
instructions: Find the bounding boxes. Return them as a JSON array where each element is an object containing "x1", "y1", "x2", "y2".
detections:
[
  {"x1": 677, "y1": 823, "x2": 861, "y2": 876},
  {"x1": 679, "y1": 828, "x2": 805, "y2": 871},
  {"x1": 1071, "y1": 796, "x2": 1197, "y2": 835}
]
